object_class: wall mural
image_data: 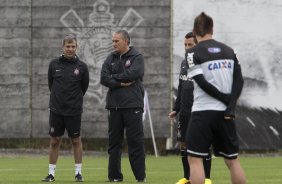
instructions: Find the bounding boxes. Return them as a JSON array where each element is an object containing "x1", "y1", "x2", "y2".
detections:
[
  {"x1": 60, "y1": 0, "x2": 143, "y2": 104},
  {"x1": 173, "y1": 0, "x2": 282, "y2": 150}
]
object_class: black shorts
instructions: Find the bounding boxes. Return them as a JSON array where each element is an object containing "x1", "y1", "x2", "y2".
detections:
[
  {"x1": 49, "y1": 111, "x2": 82, "y2": 138},
  {"x1": 186, "y1": 110, "x2": 239, "y2": 159},
  {"x1": 176, "y1": 114, "x2": 190, "y2": 142}
]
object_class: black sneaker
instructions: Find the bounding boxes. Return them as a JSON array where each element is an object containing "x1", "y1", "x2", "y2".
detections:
[
  {"x1": 42, "y1": 174, "x2": 55, "y2": 182},
  {"x1": 108, "y1": 178, "x2": 123, "y2": 182},
  {"x1": 75, "y1": 173, "x2": 84, "y2": 182}
]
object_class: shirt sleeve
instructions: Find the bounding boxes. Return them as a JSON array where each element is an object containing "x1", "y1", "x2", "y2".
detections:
[
  {"x1": 173, "y1": 76, "x2": 182, "y2": 113},
  {"x1": 48, "y1": 61, "x2": 53, "y2": 91},
  {"x1": 100, "y1": 55, "x2": 121, "y2": 89},
  {"x1": 225, "y1": 53, "x2": 244, "y2": 117},
  {"x1": 81, "y1": 64, "x2": 89, "y2": 96}
]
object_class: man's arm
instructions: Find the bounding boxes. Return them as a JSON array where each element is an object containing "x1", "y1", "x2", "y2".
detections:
[
  {"x1": 168, "y1": 78, "x2": 182, "y2": 120},
  {"x1": 100, "y1": 55, "x2": 123, "y2": 89},
  {"x1": 224, "y1": 55, "x2": 244, "y2": 118},
  {"x1": 173, "y1": 61, "x2": 186, "y2": 113},
  {"x1": 188, "y1": 64, "x2": 230, "y2": 105},
  {"x1": 112, "y1": 54, "x2": 144, "y2": 82},
  {"x1": 173, "y1": 78, "x2": 182, "y2": 113},
  {"x1": 193, "y1": 74, "x2": 230, "y2": 105},
  {"x1": 81, "y1": 64, "x2": 89, "y2": 96},
  {"x1": 186, "y1": 51, "x2": 230, "y2": 104},
  {"x1": 48, "y1": 62, "x2": 53, "y2": 91}
]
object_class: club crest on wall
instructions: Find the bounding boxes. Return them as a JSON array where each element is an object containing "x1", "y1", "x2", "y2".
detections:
[{"x1": 60, "y1": 0, "x2": 143, "y2": 104}]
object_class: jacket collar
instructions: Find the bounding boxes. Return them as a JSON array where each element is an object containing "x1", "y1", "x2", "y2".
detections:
[
  {"x1": 112, "y1": 47, "x2": 139, "y2": 58},
  {"x1": 60, "y1": 55, "x2": 79, "y2": 63}
]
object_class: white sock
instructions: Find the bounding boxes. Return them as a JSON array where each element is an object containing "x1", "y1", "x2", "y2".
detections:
[
  {"x1": 49, "y1": 164, "x2": 56, "y2": 176},
  {"x1": 75, "y1": 163, "x2": 82, "y2": 175}
]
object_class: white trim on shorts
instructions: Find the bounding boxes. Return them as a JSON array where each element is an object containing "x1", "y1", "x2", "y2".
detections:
[
  {"x1": 218, "y1": 151, "x2": 239, "y2": 158},
  {"x1": 187, "y1": 149, "x2": 209, "y2": 157}
]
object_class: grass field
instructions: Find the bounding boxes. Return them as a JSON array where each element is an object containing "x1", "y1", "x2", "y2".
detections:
[{"x1": 0, "y1": 153, "x2": 281, "y2": 184}]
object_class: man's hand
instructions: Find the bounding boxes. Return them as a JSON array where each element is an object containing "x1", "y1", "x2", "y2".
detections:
[
  {"x1": 224, "y1": 115, "x2": 235, "y2": 120},
  {"x1": 168, "y1": 111, "x2": 177, "y2": 120},
  {"x1": 224, "y1": 107, "x2": 235, "y2": 120},
  {"x1": 121, "y1": 81, "x2": 135, "y2": 87}
]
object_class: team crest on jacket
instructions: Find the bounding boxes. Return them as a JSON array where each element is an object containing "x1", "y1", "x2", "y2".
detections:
[
  {"x1": 74, "y1": 68, "x2": 80, "y2": 75},
  {"x1": 125, "y1": 60, "x2": 131, "y2": 67},
  {"x1": 187, "y1": 52, "x2": 195, "y2": 68}
]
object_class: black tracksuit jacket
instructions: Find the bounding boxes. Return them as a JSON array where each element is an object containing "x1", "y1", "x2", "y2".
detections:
[
  {"x1": 100, "y1": 47, "x2": 145, "y2": 109},
  {"x1": 173, "y1": 59, "x2": 194, "y2": 116},
  {"x1": 48, "y1": 55, "x2": 89, "y2": 116}
]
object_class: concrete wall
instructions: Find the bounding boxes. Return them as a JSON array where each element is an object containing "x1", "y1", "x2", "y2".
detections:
[
  {"x1": 0, "y1": 0, "x2": 31, "y2": 137},
  {"x1": 0, "y1": 0, "x2": 171, "y2": 138}
]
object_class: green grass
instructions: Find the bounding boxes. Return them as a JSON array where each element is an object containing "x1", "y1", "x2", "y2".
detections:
[{"x1": 0, "y1": 154, "x2": 281, "y2": 184}]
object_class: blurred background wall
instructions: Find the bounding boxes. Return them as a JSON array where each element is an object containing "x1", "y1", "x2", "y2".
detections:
[{"x1": 173, "y1": 0, "x2": 282, "y2": 151}]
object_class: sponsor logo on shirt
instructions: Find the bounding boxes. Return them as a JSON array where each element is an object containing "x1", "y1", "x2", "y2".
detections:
[
  {"x1": 186, "y1": 52, "x2": 195, "y2": 68},
  {"x1": 208, "y1": 47, "x2": 221, "y2": 53},
  {"x1": 179, "y1": 74, "x2": 191, "y2": 81},
  {"x1": 208, "y1": 60, "x2": 232, "y2": 70}
]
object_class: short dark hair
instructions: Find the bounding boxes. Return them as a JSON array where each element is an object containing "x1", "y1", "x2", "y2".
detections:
[
  {"x1": 193, "y1": 12, "x2": 213, "y2": 37},
  {"x1": 62, "y1": 34, "x2": 77, "y2": 46},
  {"x1": 185, "y1": 32, "x2": 197, "y2": 44},
  {"x1": 115, "y1": 30, "x2": 130, "y2": 45}
]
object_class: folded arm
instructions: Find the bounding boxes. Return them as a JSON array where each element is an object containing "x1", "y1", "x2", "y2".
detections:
[
  {"x1": 112, "y1": 54, "x2": 144, "y2": 82},
  {"x1": 100, "y1": 56, "x2": 121, "y2": 89}
]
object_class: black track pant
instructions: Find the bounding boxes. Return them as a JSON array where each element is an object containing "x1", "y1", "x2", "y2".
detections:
[{"x1": 108, "y1": 108, "x2": 146, "y2": 180}]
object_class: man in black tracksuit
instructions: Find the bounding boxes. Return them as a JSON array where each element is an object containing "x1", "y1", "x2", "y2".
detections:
[
  {"x1": 100, "y1": 30, "x2": 146, "y2": 182},
  {"x1": 169, "y1": 32, "x2": 212, "y2": 184},
  {"x1": 42, "y1": 34, "x2": 89, "y2": 182}
]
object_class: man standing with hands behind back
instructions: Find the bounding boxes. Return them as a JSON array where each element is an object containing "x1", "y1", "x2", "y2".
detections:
[
  {"x1": 100, "y1": 30, "x2": 146, "y2": 182},
  {"x1": 186, "y1": 12, "x2": 246, "y2": 184},
  {"x1": 42, "y1": 34, "x2": 89, "y2": 182}
]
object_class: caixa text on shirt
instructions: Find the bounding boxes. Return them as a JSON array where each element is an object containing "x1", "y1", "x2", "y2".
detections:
[{"x1": 208, "y1": 60, "x2": 232, "y2": 70}]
